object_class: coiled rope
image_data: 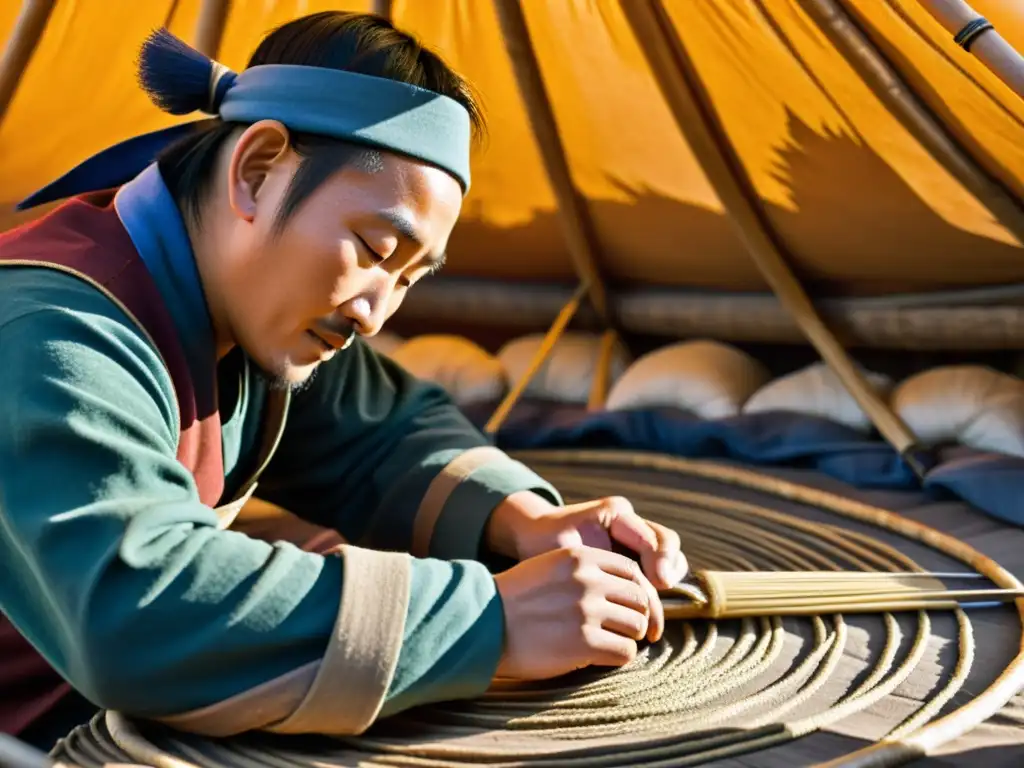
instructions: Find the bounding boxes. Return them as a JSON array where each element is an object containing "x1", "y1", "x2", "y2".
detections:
[{"x1": 51, "y1": 450, "x2": 1024, "y2": 768}]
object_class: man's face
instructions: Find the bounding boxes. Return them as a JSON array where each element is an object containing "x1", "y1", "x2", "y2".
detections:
[{"x1": 215, "y1": 125, "x2": 463, "y2": 389}]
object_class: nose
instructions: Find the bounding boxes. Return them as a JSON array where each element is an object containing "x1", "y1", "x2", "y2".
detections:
[
  {"x1": 343, "y1": 288, "x2": 391, "y2": 337},
  {"x1": 346, "y1": 296, "x2": 373, "y2": 333}
]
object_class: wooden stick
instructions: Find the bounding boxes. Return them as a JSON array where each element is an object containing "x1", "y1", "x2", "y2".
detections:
[
  {"x1": 660, "y1": 569, "x2": 1022, "y2": 620},
  {"x1": 0, "y1": 0, "x2": 56, "y2": 129},
  {"x1": 586, "y1": 329, "x2": 619, "y2": 410},
  {"x1": 193, "y1": 0, "x2": 231, "y2": 58},
  {"x1": 484, "y1": 283, "x2": 588, "y2": 435},
  {"x1": 492, "y1": 0, "x2": 615, "y2": 328},
  {"x1": 620, "y1": 0, "x2": 933, "y2": 480}
]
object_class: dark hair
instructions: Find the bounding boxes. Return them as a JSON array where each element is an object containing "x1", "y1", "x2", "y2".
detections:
[{"x1": 155, "y1": 12, "x2": 485, "y2": 229}]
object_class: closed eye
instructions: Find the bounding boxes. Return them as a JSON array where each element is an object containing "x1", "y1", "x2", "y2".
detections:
[
  {"x1": 355, "y1": 234, "x2": 384, "y2": 263},
  {"x1": 357, "y1": 234, "x2": 417, "y2": 288}
]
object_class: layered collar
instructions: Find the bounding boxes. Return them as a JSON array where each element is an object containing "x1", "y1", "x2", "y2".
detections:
[{"x1": 113, "y1": 163, "x2": 218, "y2": 385}]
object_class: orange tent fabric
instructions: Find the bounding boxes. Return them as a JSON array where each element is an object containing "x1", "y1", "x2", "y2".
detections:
[{"x1": 0, "y1": 0, "x2": 1021, "y2": 297}]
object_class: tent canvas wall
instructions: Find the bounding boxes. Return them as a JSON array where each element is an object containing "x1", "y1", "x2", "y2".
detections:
[
  {"x1": 2, "y1": 0, "x2": 1023, "y2": 303},
  {"x1": 1, "y1": 0, "x2": 1023, "y2": 525},
  {"x1": 3, "y1": 1, "x2": 1024, "y2": 428},
  {"x1": 5, "y1": 3, "x2": 1024, "y2": 766}
]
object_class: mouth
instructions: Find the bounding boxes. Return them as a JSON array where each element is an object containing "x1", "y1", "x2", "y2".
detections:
[
  {"x1": 306, "y1": 330, "x2": 333, "y2": 354},
  {"x1": 306, "y1": 328, "x2": 356, "y2": 354}
]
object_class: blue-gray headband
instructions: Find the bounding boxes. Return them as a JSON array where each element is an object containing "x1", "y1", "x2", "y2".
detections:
[{"x1": 17, "y1": 29, "x2": 472, "y2": 210}]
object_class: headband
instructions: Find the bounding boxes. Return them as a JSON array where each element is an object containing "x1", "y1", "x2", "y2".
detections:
[{"x1": 17, "y1": 29, "x2": 473, "y2": 210}]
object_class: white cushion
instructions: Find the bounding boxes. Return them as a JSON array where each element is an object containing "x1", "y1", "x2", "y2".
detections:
[
  {"x1": 363, "y1": 331, "x2": 404, "y2": 357},
  {"x1": 606, "y1": 340, "x2": 770, "y2": 419},
  {"x1": 891, "y1": 365, "x2": 1024, "y2": 457},
  {"x1": 496, "y1": 331, "x2": 631, "y2": 404},
  {"x1": 743, "y1": 362, "x2": 893, "y2": 432},
  {"x1": 390, "y1": 335, "x2": 507, "y2": 405}
]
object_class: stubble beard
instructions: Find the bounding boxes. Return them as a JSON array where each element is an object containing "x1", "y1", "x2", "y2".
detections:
[{"x1": 260, "y1": 360, "x2": 320, "y2": 394}]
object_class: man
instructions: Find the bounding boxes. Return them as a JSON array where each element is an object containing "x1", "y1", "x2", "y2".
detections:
[{"x1": 0, "y1": 12, "x2": 687, "y2": 748}]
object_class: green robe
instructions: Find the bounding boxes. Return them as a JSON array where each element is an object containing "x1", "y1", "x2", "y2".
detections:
[{"x1": 0, "y1": 165, "x2": 561, "y2": 738}]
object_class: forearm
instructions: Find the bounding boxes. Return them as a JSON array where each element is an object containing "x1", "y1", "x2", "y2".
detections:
[
  {"x1": 144, "y1": 542, "x2": 505, "y2": 736},
  {"x1": 258, "y1": 339, "x2": 562, "y2": 561},
  {"x1": 2, "y1": 509, "x2": 343, "y2": 718},
  {"x1": 371, "y1": 443, "x2": 562, "y2": 561},
  {"x1": 380, "y1": 557, "x2": 504, "y2": 717},
  {"x1": 5, "y1": 504, "x2": 502, "y2": 735}
]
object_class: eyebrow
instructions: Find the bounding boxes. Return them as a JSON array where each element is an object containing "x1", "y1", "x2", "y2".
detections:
[{"x1": 377, "y1": 209, "x2": 446, "y2": 271}]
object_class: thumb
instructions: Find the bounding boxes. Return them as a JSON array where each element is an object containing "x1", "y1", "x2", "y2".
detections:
[
  {"x1": 567, "y1": 497, "x2": 657, "y2": 555},
  {"x1": 554, "y1": 525, "x2": 586, "y2": 549},
  {"x1": 546, "y1": 500, "x2": 607, "y2": 546},
  {"x1": 573, "y1": 497, "x2": 669, "y2": 585}
]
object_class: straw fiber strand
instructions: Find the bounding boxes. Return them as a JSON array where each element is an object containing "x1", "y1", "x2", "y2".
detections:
[{"x1": 50, "y1": 451, "x2": 1024, "y2": 767}]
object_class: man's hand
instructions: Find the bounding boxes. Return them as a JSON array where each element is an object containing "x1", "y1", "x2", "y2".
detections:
[
  {"x1": 493, "y1": 547, "x2": 661, "y2": 680},
  {"x1": 486, "y1": 491, "x2": 689, "y2": 592}
]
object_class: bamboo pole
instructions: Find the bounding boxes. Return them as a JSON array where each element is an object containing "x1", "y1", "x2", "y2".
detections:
[{"x1": 917, "y1": 0, "x2": 1024, "y2": 100}]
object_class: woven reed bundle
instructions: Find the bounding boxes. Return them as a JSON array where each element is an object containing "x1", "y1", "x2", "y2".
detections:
[{"x1": 51, "y1": 450, "x2": 1024, "y2": 768}]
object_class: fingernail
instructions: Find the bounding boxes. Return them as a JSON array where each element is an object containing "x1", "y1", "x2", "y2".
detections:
[
  {"x1": 657, "y1": 559, "x2": 675, "y2": 586},
  {"x1": 676, "y1": 551, "x2": 689, "y2": 578}
]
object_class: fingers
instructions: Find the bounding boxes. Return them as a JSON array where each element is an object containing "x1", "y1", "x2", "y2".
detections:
[
  {"x1": 586, "y1": 545, "x2": 644, "y2": 581},
  {"x1": 601, "y1": 570, "x2": 649, "y2": 612},
  {"x1": 648, "y1": 520, "x2": 689, "y2": 589},
  {"x1": 589, "y1": 549, "x2": 665, "y2": 643},
  {"x1": 602, "y1": 496, "x2": 660, "y2": 564},
  {"x1": 640, "y1": 572, "x2": 665, "y2": 643},
  {"x1": 584, "y1": 625, "x2": 639, "y2": 668},
  {"x1": 593, "y1": 496, "x2": 686, "y2": 591},
  {"x1": 600, "y1": 602, "x2": 649, "y2": 641}
]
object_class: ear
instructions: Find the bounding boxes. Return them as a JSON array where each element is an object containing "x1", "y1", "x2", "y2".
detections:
[{"x1": 226, "y1": 120, "x2": 292, "y2": 223}]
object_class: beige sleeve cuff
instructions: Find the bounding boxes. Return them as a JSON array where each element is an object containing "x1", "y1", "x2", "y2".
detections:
[
  {"x1": 153, "y1": 544, "x2": 411, "y2": 737},
  {"x1": 410, "y1": 446, "x2": 508, "y2": 558}
]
